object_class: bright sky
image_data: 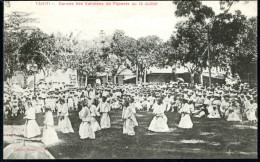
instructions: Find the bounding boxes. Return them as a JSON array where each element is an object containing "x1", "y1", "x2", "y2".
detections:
[{"x1": 4, "y1": 1, "x2": 257, "y2": 41}]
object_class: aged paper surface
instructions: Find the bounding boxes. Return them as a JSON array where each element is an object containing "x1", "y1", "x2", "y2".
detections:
[{"x1": 3, "y1": 1, "x2": 257, "y2": 159}]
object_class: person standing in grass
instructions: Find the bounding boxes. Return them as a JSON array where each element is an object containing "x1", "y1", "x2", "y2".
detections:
[
  {"x1": 79, "y1": 100, "x2": 95, "y2": 139},
  {"x1": 220, "y1": 94, "x2": 230, "y2": 118},
  {"x1": 24, "y1": 102, "x2": 41, "y2": 138},
  {"x1": 98, "y1": 96, "x2": 111, "y2": 129},
  {"x1": 58, "y1": 99, "x2": 74, "y2": 133},
  {"x1": 163, "y1": 93, "x2": 171, "y2": 112},
  {"x1": 148, "y1": 97, "x2": 169, "y2": 132},
  {"x1": 226, "y1": 99, "x2": 242, "y2": 122},
  {"x1": 147, "y1": 93, "x2": 155, "y2": 111},
  {"x1": 42, "y1": 106, "x2": 59, "y2": 146},
  {"x1": 73, "y1": 94, "x2": 79, "y2": 111},
  {"x1": 89, "y1": 99, "x2": 101, "y2": 132},
  {"x1": 67, "y1": 95, "x2": 74, "y2": 111},
  {"x1": 122, "y1": 97, "x2": 138, "y2": 136},
  {"x1": 178, "y1": 98, "x2": 193, "y2": 129},
  {"x1": 245, "y1": 99, "x2": 257, "y2": 123}
]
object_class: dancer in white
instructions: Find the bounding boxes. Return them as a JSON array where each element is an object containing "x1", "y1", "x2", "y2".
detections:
[
  {"x1": 98, "y1": 96, "x2": 111, "y2": 129},
  {"x1": 148, "y1": 97, "x2": 169, "y2": 132},
  {"x1": 58, "y1": 99, "x2": 74, "y2": 133},
  {"x1": 24, "y1": 102, "x2": 41, "y2": 138},
  {"x1": 89, "y1": 99, "x2": 101, "y2": 132},
  {"x1": 79, "y1": 100, "x2": 95, "y2": 139},
  {"x1": 122, "y1": 97, "x2": 138, "y2": 136},
  {"x1": 42, "y1": 106, "x2": 59, "y2": 146},
  {"x1": 178, "y1": 99, "x2": 194, "y2": 129}
]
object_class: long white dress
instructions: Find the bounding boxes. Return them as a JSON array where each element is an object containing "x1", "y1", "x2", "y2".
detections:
[
  {"x1": 122, "y1": 104, "x2": 138, "y2": 136},
  {"x1": 89, "y1": 104, "x2": 101, "y2": 132},
  {"x1": 147, "y1": 96, "x2": 155, "y2": 111},
  {"x1": 135, "y1": 96, "x2": 143, "y2": 110},
  {"x1": 24, "y1": 107, "x2": 41, "y2": 138},
  {"x1": 111, "y1": 99, "x2": 121, "y2": 109},
  {"x1": 74, "y1": 96, "x2": 79, "y2": 110},
  {"x1": 178, "y1": 103, "x2": 193, "y2": 129},
  {"x1": 220, "y1": 101, "x2": 230, "y2": 117},
  {"x1": 79, "y1": 106, "x2": 95, "y2": 139},
  {"x1": 148, "y1": 103, "x2": 169, "y2": 132},
  {"x1": 246, "y1": 103, "x2": 257, "y2": 121},
  {"x1": 32, "y1": 100, "x2": 41, "y2": 113},
  {"x1": 163, "y1": 96, "x2": 171, "y2": 111},
  {"x1": 68, "y1": 97, "x2": 74, "y2": 110},
  {"x1": 58, "y1": 104, "x2": 74, "y2": 133},
  {"x1": 226, "y1": 107, "x2": 242, "y2": 122},
  {"x1": 42, "y1": 111, "x2": 59, "y2": 146},
  {"x1": 89, "y1": 91, "x2": 96, "y2": 100},
  {"x1": 98, "y1": 101, "x2": 111, "y2": 129},
  {"x1": 207, "y1": 108, "x2": 221, "y2": 118}
]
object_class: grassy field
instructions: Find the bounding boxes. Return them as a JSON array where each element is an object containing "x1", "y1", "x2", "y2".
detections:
[{"x1": 3, "y1": 109, "x2": 257, "y2": 159}]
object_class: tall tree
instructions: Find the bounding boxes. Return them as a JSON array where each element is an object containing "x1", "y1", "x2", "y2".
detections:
[
  {"x1": 19, "y1": 29, "x2": 56, "y2": 86},
  {"x1": 171, "y1": 0, "x2": 250, "y2": 86},
  {"x1": 228, "y1": 17, "x2": 257, "y2": 79},
  {"x1": 136, "y1": 36, "x2": 170, "y2": 82},
  {"x1": 52, "y1": 32, "x2": 106, "y2": 86},
  {"x1": 4, "y1": 11, "x2": 38, "y2": 81},
  {"x1": 106, "y1": 30, "x2": 137, "y2": 84}
]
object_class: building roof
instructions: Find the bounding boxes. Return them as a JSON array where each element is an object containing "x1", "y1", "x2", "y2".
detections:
[
  {"x1": 117, "y1": 69, "x2": 134, "y2": 76},
  {"x1": 147, "y1": 66, "x2": 189, "y2": 74},
  {"x1": 123, "y1": 76, "x2": 136, "y2": 81},
  {"x1": 147, "y1": 66, "x2": 172, "y2": 74}
]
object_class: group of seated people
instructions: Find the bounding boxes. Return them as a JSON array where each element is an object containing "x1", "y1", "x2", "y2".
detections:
[{"x1": 4, "y1": 81, "x2": 257, "y2": 125}]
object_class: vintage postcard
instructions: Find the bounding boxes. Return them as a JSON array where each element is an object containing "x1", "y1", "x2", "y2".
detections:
[{"x1": 3, "y1": 1, "x2": 257, "y2": 159}]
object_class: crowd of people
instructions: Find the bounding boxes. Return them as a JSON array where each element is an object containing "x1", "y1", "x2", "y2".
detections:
[{"x1": 4, "y1": 81, "x2": 258, "y2": 147}]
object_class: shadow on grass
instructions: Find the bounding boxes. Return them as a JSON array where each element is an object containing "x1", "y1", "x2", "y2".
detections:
[{"x1": 4, "y1": 109, "x2": 258, "y2": 159}]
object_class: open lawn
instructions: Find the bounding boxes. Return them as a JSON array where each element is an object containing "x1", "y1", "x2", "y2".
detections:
[{"x1": 3, "y1": 110, "x2": 257, "y2": 159}]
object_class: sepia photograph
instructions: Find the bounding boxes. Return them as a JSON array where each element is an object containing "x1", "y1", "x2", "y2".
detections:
[{"x1": 3, "y1": 0, "x2": 257, "y2": 159}]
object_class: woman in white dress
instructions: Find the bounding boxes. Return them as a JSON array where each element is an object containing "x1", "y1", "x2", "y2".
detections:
[
  {"x1": 79, "y1": 101, "x2": 95, "y2": 139},
  {"x1": 89, "y1": 99, "x2": 101, "y2": 132},
  {"x1": 178, "y1": 99, "x2": 193, "y2": 129},
  {"x1": 245, "y1": 99, "x2": 257, "y2": 122},
  {"x1": 163, "y1": 94, "x2": 171, "y2": 112},
  {"x1": 208, "y1": 96, "x2": 221, "y2": 118},
  {"x1": 227, "y1": 100, "x2": 242, "y2": 122},
  {"x1": 74, "y1": 94, "x2": 79, "y2": 110},
  {"x1": 111, "y1": 98, "x2": 121, "y2": 110},
  {"x1": 134, "y1": 94, "x2": 143, "y2": 110},
  {"x1": 122, "y1": 98, "x2": 138, "y2": 136},
  {"x1": 98, "y1": 97, "x2": 111, "y2": 129},
  {"x1": 207, "y1": 97, "x2": 221, "y2": 119},
  {"x1": 220, "y1": 96, "x2": 230, "y2": 118},
  {"x1": 42, "y1": 106, "x2": 59, "y2": 146},
  {"x1": 24, "y1": 102, "x2": 41, "y2": 138},
  {"x1": 148, "y1": 97, "x2": 169, "y2": 132},
  {"x1": 67, "y1": 96, "x2": 74, "y2": 111},
  {"x1": 89, "y1": 89, "x2": 96, "y2": 100},
  {"x1": 32, "y1": 96, "x2": 41, "y2": 113},
  {"x1": 58, "y1": 99, "x2": 74, "y2": 133},
  {"x1": 207, "y1": 105, "x2": 221, "y2": 118}
]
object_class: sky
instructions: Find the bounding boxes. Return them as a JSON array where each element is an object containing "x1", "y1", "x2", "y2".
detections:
[{"x1": 4, "y1": 1, "x2": 258, "y2": 41}]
